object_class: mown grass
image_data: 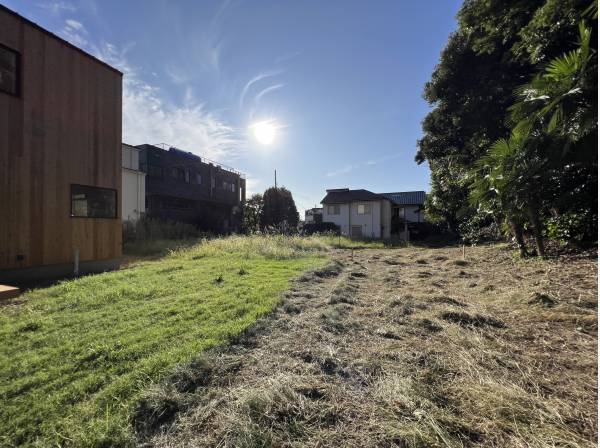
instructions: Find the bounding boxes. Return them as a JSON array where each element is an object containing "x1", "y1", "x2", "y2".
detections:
[
  {"x1": 313, "y1": 234, "x2": 400, "y2": 249},
  {"x1": 0, "y1": 235, "x2": 328, "y2": 447}
]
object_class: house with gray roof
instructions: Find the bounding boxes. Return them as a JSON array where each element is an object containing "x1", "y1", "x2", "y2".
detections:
[{"x1": 320, "y1": 188, "x2": 426, "y2": 239}]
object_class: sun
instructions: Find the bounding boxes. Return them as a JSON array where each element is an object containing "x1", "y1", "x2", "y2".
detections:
[{"x1": 251, "y1": 120, "x2": 277, "y2": 145}]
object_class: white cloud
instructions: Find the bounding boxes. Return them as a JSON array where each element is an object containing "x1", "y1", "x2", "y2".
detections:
[
  {"x1": 41, "y1": 6, "x2": 245, "y2": 165},
  {"x1": 326, "y1": 165, "x2": 353, "y2": 177},
  {"x1": 90, "y1": 42, "x2": 245, "y2": 162},
  {"x1": 38, "y1": 1, "x2": 76, "y2": 14},
  {"x1": 65, "y1": 18, "x2": 84, "y2": 31},
  {"x1": 60, "y1": 19, "x2": 88, "y2": 47}
]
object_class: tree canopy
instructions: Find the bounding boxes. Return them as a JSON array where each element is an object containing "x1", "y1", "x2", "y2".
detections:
[
  {"x1": 260, "y1": 187, "x2": 300, "y2": 231},
  {"x1": 418, "y1": 0, "x2": 597, "y2": 253}
]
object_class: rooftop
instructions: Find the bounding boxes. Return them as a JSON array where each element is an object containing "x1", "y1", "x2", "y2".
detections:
[
  {"x1": 140, "y1": 143, "x2": 245, "y2": 178},
  {"x1": 380, "y1": 191, "x2": 427, "y2": 206},
  {"x1": 321, "y1": 189, "x2": 427, "y2": 205},
  {"x1": 320, "y1": 189, "x2": 384, "y2": 204}
]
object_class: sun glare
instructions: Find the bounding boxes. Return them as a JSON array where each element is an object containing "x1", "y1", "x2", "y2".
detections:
[{"x1": 251, "y1": 120, "x2": 277, "y2": 145}]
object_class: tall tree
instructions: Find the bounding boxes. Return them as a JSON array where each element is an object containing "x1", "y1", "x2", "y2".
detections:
[
  {"x1": 242, "y1": 193, "x2": 263, "y2": 234},
  {"x1": 260, "y1": 187, "x2": 299, "y2": 230},
  {"x1": 418, "y1": 0, "x2": 596, "y2": 249}
]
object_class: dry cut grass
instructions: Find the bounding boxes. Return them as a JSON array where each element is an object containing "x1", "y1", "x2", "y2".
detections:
[{"x1": 144, "y1": 243, "x2": 597, "y2": 448}]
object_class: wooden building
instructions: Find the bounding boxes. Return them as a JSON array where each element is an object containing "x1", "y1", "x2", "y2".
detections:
[{"x1": 0, "y1": 5, "x2": 123, "y2": 281}]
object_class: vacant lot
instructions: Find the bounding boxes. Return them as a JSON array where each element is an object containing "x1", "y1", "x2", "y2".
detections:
[
  {"x1": 0, "y1": 236, "x2": 329, "y2": 447},
  {"x1": 144, "y1": 243, "x2": 597, "y2": 448}
]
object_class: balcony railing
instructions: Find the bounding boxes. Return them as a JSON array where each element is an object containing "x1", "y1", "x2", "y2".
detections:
[{"x1": 154, "y1": 143, "x2": 245, "y2": 178}]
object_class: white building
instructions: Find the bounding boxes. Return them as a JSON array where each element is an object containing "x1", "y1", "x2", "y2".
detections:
[
  {"x1": 122, "y1": 143, "x2": 146, "y2": 222},
  {"x1": 304, "y1": 207, "x2": 323, "y2": 224},
  {"x1": 321, "y1": 189, "x2": 392, "y2": 238},
  {"x1": 321, "y1": 188, "x2": 426, "y2": 239}
]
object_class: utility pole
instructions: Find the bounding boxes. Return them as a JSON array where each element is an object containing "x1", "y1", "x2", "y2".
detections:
[{"x1": 274, "y1": 169, "x2": 277, "y2": 188}]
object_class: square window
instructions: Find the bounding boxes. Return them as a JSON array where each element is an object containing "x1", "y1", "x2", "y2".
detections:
[
  {"x1": 357, "y1": 204, "x2": 371, "y2": 215},
  {"x1": 0, "y1": 44, "x2": 19, "y2": 96},
  {"x1": 328, "y1": 205, "x2": 340, "y2": 215},
  {"x1": 71, "y1": 184, "x2": 117, "y2": 218}
]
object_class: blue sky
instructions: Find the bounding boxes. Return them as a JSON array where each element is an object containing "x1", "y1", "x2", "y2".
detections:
[{"x1": 6, "y1": 0, "x2": 462, "y2": 214}]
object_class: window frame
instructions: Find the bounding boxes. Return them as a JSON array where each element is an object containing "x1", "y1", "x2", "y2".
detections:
[
  {"x1": 70, "y1": 184, "x2": 118, "y2": 219},
  {"x1": 328, "y1": 204, "x2": 340, "y2": 215},
  {"x1": 0, "y1": 43, "x2": 21, "y2": 97},
  {"x1": 357, "y1": 203, "x2": 371, "y2": 215}
]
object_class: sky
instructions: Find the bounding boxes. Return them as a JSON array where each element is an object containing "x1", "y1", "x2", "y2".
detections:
[{"x1": 5, "y1": 0, "x2": 462, "y2": 215}]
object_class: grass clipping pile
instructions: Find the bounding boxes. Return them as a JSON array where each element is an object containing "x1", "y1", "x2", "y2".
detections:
[{"x1": 139, "y1": 244, "x2": 597, "y2": 448}]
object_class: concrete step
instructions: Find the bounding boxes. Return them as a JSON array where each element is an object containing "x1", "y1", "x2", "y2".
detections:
[{"x1": 0, "y1": 284, "x2": 20, "y2": 300}]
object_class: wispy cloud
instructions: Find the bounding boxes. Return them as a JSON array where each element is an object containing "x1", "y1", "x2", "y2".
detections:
[
  {"x1": 65, "y1": 18, "x2": 84, "y2": 30},
  {"x1": 60, "y1": 18, "x2": 88, "y2": 48},
  {"x1": 326, "y1": 165, "x2": 354, "y2": 177},
  {"x1": 37, "y1": 1, "x2": 76, "y2": 14},
  {"x1": 239, "y1": 70, "x2": 283, "y2": 109},
  {"x1": 365, "y1": 153, "x2": 401, "y2": 166},
  {"x1": 93, "y1": 43, "x2": 244, "y2": 162},
  {"x1": 326, "y1": 153, "x2": 401, "y2": 177},
  {"x1": 51, "y1": 9, "x2": 244, "y2": 163},
  {"x1": 254, "y1": 83, "x2": 285, "y2": 104}
]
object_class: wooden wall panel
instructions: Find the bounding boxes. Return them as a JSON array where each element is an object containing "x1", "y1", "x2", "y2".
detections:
[{"x1": 0, "y1": 6, "x2": 122, "y2": 271}]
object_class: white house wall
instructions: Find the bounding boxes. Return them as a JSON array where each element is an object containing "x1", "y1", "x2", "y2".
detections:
[
  {"x1": 349, "y1": 201, "x2": 382, "y2": 238},
  {"x1": 322, "y1": 203, "x2": 350, "y2": 235},
  {"x1": 323, "y1": 200, "x2": 394, "y2": 239},
  {"x1": 122, "y1": 169, "x2": 145, "y2": 221}
]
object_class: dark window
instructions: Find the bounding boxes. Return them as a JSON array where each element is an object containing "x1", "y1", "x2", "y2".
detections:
[
  {"x1": 71, "y1": 184, "x2": 117, "y2": 218},
  {"x1": 222, "y1": 181, "x2": 235, "y2": 192},
  {"x1": 0, "y1": 44, "x2": 19, "y2": 96},
  {"x1": 171, "y1": 167, "x2": 185, "y2": 181},
  {"x1": 196, "y1": 173, "x2": 202, "y2": 184},
  {"x1": 185, "y1": 170, "x2": 190, "y2": 183},
  {"x1": 148, "y1": 165, "x2": 163, "y2": 178}
]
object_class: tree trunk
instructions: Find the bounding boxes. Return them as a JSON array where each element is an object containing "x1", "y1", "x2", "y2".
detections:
[
  {"x1": 527, "y1": 202, "x2": 545, "y2": 258},
  {"x1": 508, "y1": 216, "x2": 528, "y2": 257}
]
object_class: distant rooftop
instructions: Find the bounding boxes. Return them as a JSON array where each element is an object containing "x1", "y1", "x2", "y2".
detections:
[
  {"x1": 141, "y1": 143, "x2": 245, "y2": 178},
  {"x1": 321, "y1": 189, "x2": 383, "y2": 204},
  {"x1": 380, "y1": 191, "x2": 426, "y2": 206},
  {"x1": 321, "y1": 188, "x2": 427, "y2": 205}
]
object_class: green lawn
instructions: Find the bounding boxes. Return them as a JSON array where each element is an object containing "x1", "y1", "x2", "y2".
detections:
[
  {"x1": 315, "y1": 234, "x2": 403, "y2": 249},
  {"x1": 0, "y1": 235, "x2": 328, "y2": 447}
]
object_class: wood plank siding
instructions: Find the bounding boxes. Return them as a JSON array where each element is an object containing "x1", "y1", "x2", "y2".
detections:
[{"x1": 0, "y1": 6, "x2": 123, "y2": 271}]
